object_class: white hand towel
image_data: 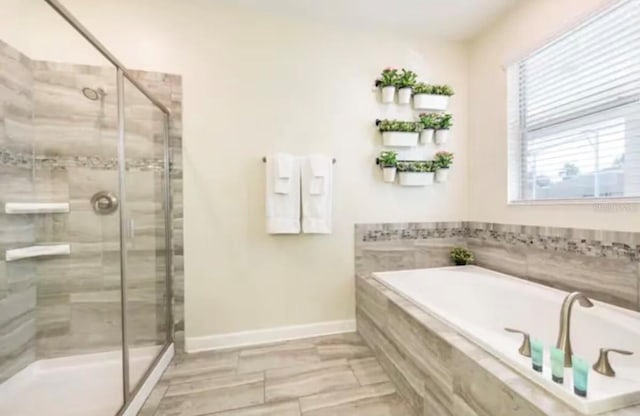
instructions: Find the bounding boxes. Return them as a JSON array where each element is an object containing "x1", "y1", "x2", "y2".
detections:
[
  {"x1": 266, "y1": 154, "x2": 301, "y2": 234},
  {"x1": 277, "y1": 156, "x2": 293, "y2": 178},
  {"x1": 271, "y1": 154, "x2": 294, "y2": 194},
  {"x1": 308, "y1": 154, "x2": 328, "y2": 195},
  {"x1": 301, "y1": 155, "x2": 333, "y2": 234}
]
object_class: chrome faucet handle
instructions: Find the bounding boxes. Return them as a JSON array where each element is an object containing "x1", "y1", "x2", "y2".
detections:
[
  {"x1": 504, "y1": 328, "x2": 531, "y2": 357},
  {"x1": 593, "y1": 348, "x2": 633, "y2": 377}
]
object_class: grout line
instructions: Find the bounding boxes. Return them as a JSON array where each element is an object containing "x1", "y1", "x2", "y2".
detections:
[
  {"x1": 262, "y1": 370, "x2": 267, "y2": 404},
  {"x1": 347, "y1": 360, "x2": 365, "y2": 387}
]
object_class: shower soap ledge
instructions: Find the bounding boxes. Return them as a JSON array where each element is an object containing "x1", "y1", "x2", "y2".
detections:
[
  {"x1": 6, "y1": 244, "x2": 71, "y2": 262},
  {"x1": 5, "y1": 202, "x2": 70, "y2": 214}
]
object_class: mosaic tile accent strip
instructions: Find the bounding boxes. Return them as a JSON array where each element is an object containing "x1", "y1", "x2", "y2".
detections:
[
  {"x1": 465, "y1": 222, "x2": 640, "y2": 262},
  {"x1": 357, "y1": 222, "x2": 640, "y2": 262},
  {"x1": 358, "y1": 222, "x2": 466, "y2": 242},
  {"x1": 0, "y1": 150, "x2": 164, "y2": 172}
]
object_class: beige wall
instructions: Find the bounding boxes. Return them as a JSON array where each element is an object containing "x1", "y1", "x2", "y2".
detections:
[
  {"x1": 1, "y1": 1, "x2": 469, "y2": 339},
  {"x1": 467, "y1": 0, "x2": 640, "y2": 231}
]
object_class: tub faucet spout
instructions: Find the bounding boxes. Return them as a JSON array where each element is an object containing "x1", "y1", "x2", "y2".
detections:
[{"x1": 556, "y1": 292, "x2": 594, "y2": 367}]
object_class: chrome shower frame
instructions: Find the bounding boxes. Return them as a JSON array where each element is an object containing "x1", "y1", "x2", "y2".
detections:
[{"x1": 43, "y1": 1, "x2": 175, "y2": 415}]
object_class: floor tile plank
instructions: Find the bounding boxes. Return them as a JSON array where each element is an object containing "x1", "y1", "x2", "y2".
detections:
[{"x1": 265, "y1": 359, "x2": 359, "y2": 402}]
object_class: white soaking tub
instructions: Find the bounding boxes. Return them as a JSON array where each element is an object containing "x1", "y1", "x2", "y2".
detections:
[{"x1": 373, "y1": 266, "x2": 640, "y2": 415}]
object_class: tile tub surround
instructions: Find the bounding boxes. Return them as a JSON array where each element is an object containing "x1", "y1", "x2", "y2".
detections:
[
  {"x1": 355, "y1": 222, "x2": 467, "y2": 278},
  {"x1": 139, "y1": 332, "x2": 412, "y2": 416},
  {"x1": 355, "y1": 222, "x2": 640, "y2": 311},
  {"x1": 0, "y1": 37, "x2": 184, "y2": 381},
  {"x1": 465, "y1": 222, "x2": 640, "y2": 311},
  {"x1": 355, "y1": 274, "x2": 640, "y2": 416}
]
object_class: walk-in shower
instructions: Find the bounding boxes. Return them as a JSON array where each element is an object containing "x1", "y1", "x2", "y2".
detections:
[{"x1": 0, "y1": 1, "x2": 183, "y2": 415}]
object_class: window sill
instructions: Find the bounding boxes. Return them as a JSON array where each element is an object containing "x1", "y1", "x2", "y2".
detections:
[{"x1": 508, "y1": 198, "x2": 640, "y2": 206}]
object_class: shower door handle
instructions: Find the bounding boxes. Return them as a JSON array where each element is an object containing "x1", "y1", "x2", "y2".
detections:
[{"x1": 128, "y1": 218, "x2": 135, "y2": 239}]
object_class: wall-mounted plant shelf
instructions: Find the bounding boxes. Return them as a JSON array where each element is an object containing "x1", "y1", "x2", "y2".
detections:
[
  {"x1": 398, "y1": 171, "x2": 434, "y2": 186},
  {"x1": 375, "y1": 157, "x2": 452, "y2": 186},
  {"x1": 376, "y1": 119, "x2": 422, "y2": 147},
  {"x1": 413, "y1": 94, "x2": 449, "y2": 111},
  {"x1": 382, "y1": 132, "x2": 418, "y2": 147}
]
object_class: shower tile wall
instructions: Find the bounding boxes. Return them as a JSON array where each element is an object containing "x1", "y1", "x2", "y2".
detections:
[
  {"x1": 0, "y1": 40, "x2": 36, "y2": 383},
  {"x1": 0, "y1": 38, "x2": 183, "y2": 381}
]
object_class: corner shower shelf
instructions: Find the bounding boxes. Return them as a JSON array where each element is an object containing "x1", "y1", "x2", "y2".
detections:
[
  {"x1": 5, "y1": 244, "x2": 71, "y2": 262},
  {"x1": 5, "y1": 202, "x2": 70, "y2": 214}
]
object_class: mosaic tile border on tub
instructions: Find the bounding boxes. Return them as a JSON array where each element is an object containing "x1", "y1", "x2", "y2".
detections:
[
  {"x1": 465, "y1": 222, "x2": 640, "y2": 262},
  {"x1": 358, "y1": 222, "x2": 466, "y2": 242},
  {"x1": 357, "y1": 222, "x2": 640, "y2": 262}
]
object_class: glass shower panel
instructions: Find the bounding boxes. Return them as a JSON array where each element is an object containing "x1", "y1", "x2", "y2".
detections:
[
  {"x1": 122, "y1": 77, "x2": 169, "y2": 390},
  {"x1": 0, "y1": 2, "x2": 125, "y2": 413}
]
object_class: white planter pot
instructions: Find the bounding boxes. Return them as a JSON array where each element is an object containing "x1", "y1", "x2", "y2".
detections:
[
  {"x1": 435, "y1": 168, "x2": 450, "y2": 183},
  {"x1": 420, "y1": 129, "x2": 435, "y2": 145},
  {"x1": 382, "y1": 167, "x2": 397, "y2": 183},
  {"x1": 413, "y1": 94, "x2": 449, "y2": 110},
  {"x1": 397, "y1": 87, "x2": 412, "y2": 105},
  {"x1": 398, "y1": 172, "x2": 435, "y2": 187},
  {"x1": 381, "y1": 131, "x2": 419, "y2": 147},
  {"x1": 381, "y1": 86, "x2": 396, "y2": 104},
  {"x1": 435, "y1": 129, "x2": 450, "y2": 145}
]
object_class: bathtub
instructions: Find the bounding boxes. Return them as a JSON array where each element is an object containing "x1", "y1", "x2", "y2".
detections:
[{"x1": 373, "y1": 265, "x2": 640, "y2": 415}]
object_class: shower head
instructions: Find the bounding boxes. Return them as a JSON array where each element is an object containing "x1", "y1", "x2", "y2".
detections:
[{"x1": 82, "y1": 87, "x2": 106, "y2": 101}]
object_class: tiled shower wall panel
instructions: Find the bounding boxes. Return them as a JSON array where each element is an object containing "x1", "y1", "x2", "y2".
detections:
[
  {"x1": 355, "y1": 221, "x2": 640, "y2": 311},
  {"x1": 30, "y1": 62, "x2": 184, "y2": 358},
  {"x1": 0, "y1": 35, "x2": 184, "y2": 381},
  {"x1": 0, "y1": 40, "x2": 37, "y2": 382}
]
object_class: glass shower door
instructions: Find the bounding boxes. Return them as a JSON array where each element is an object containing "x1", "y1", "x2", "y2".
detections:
[
  {"x1": 121, "y1": 75, "x2": 170, "y2": 391},
  {"x1": 0, "y1": 29, "x2": 126, "y2": 416}
]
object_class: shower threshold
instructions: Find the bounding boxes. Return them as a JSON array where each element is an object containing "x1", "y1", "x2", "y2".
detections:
[{"x1": 0, "y1": 344, "x2": 174, "y2": 416}]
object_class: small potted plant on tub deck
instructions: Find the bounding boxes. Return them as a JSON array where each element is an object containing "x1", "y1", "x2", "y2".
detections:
[
  {"x1": 434, "y1": 151, "x2": 454, "y2": 183},
  {"x1": 396, "y1": 69, "x2": 417, "y2": 105},
  {"x1": 434, "y1": 113, "x2": 453, "y2": 145},
  {"x1": 378, "y1": 151, "x2": 398, "y2": 183},
  {"x1": 418, "y1": 112, "x2": 438, "y2": 144},
  {"x1": 413, "y1": 83, "x2": 454, "y2": 111},
  {"x1": 450, "y1": 247, "x2": 474, "y2": 266},
  {"x1": 397, "y1": 161, "x2": 435, "y2": 186},
  {"x1": 377, "y1": 68, "x2": 399, "y2": 104},
  {"x1": 378, "y1": 119, "x2": 421, "y2": 147}
]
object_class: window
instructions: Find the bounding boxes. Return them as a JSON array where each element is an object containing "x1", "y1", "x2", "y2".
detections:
[{"x1": 507, "y1": 0, "x2": 640, "y2": 203}]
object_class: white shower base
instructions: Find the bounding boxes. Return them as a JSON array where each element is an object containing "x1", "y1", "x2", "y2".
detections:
[{"x1": 0, "y1": 344, "x2": 173, "y2": 416}]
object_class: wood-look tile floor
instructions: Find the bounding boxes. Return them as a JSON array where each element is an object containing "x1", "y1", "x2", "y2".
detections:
[{"x1": 138, "y1": 332, "x2": 412, "y2": 416}]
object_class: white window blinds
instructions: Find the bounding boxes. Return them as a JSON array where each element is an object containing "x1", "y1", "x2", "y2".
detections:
[{"x1": 507, "y1": 0, "x2": 640, "y2": 202}]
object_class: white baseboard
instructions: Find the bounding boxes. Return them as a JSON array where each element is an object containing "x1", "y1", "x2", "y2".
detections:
[{"x1": 185, "y1": 319, "x2": 356, "y2": 353}]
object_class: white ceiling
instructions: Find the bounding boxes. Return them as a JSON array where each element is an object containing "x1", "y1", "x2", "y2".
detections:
[{"x1": 218, "y1": 0, "x2": 521, "y2": 40}]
